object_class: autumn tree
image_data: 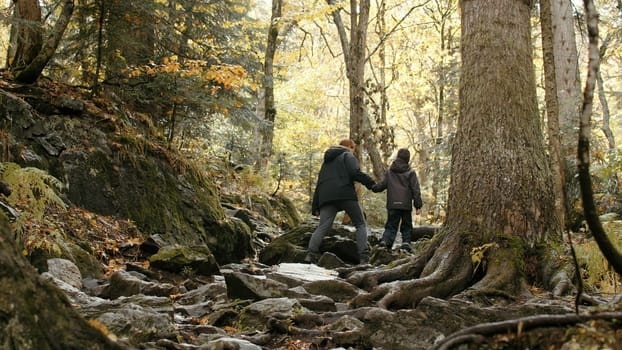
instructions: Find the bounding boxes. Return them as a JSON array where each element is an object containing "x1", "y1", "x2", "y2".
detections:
[
  {"x1": 255, "y1": 0, "x2": 283, "y2": 170},
  {"x1": 53, "y1": 0, "x2": 264, "y2": 150},
  {"x1": 351, "y1": 0, "x2": 569, "y2": 308},
  {"x1": 421, "y1": 0, "x2": 460, "y2": 220},
  {"x1": 325, "y1": 0, "x2": 378, "y2": 171},
  {"x1": 365, "y1": 1, "x2": 429, "y2": 167}
]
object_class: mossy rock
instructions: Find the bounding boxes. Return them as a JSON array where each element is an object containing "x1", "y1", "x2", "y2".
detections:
[
  {"x1": 1, "y1": 83, "x2": 254, "y2": 265},
  {"x1": 221, "y1": 193, "x2": 302, "y2": 230},
  {"x1": 59, "y1": 148, "x2": 253, "y2": 264},
  {"x1": 149, "y1": 245, "x2": 220, "y2": 276},
  {"x1": 258, "y1": 220, "x2": 362, "y2": 265}
]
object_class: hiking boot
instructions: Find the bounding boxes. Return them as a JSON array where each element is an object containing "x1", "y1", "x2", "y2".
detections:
[
  {"x1": 304, "y1": 252, "x2": 319, "y2": 264},
  {"x1": 378, "y1": 241, "x2": 392, "y2": 251},
  {"x1": 359, "y1": 254, "x2": 369, "y2": 265},
  {"x1": 400, "y1": 243, "x2": 412, "y2": 253}
]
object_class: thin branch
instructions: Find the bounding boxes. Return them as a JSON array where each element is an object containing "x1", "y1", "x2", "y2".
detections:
[
  {"x1": 366, "y1": 0, "x2": 430, "y2": 60},
  {"x1": 577, "y1": 0, "x2": 622, "y2": 277}
]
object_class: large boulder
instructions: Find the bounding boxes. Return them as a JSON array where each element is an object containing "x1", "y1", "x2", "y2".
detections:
[
  {"x1": 258, "y1": 219, "x2": 363, "y2": 265},
  {"x1": 0, "y1": 83, "x2": 254, "y2": 265}
]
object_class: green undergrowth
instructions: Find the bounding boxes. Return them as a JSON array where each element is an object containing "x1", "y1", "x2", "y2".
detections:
[{"x1": 574, "y1": 221, "x2": 622, "y2": 294}]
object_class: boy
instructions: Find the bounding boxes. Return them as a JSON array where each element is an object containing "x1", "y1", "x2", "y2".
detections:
[{"x1": 372, "y1": 148, "x2": 422, "y2": 251}]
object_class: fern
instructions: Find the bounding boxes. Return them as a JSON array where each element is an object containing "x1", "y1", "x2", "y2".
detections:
[
  {"x1": 0, "y1": 162, "x2": 67, "y2": 254},
  {"x1": 1, "y1": 163, "x2": 66, "y2": 216}
]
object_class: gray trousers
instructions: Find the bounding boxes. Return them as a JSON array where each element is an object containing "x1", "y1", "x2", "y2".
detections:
[{"x1": 307, "y1": 200, "x2": 369, "y2": 259}]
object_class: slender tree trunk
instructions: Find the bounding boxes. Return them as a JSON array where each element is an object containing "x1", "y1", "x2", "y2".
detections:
[
  {"x1": 430, "y1": 0, "x2": 457, "y2": 222},
  {"x1": 327, "y1": 0, "x2": 370, "y2": 162},
  {"x1": 255, "y1": 0, "x2": 282, "y2": 171},
  {"x1": 92, "y1": 0, "x2": 106, "y2": 95},
  {"x1": 577, "y1": 0, "x2": 622, "y2": 277},
  {"x1": 540, "y1": 0, "x2": 567, "y2": 231},
  {"x1": 375, "y1": 0, "x2": 392, "y2": 165},
  {"x1": 552, "y1": 0, "x2": 582, "y2": 228},
  {"x1": 362, "y1": 114, "x2": 386, "y2": 178},
  {"x1": 596, "y1": 71, "x2": 614, "y2": 150},
  {"x1": 347, "y1": 0, "x2": 370, "y2": 158},
  {"x1": 596, "y1": 43, "x2": 618, "y2": 193}
]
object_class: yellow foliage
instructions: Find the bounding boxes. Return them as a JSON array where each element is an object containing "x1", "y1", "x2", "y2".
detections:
[
  {"x1": 203, "y1": 64, "x2": 246, "y2": 90},
  {"x1": 0, "y1": 163, "x2": 67, "y2": 255},
  {"x1": 87, "y1": 319, "x2": 110, "y2": 336},
  {"x1": 88, "y1": 319, "x2": 117, "y2": 341},
  {"x1": 0, "y1": 162, "x2": 66, "y2": 219},
  {"x1": 471, "y1": 242, "x2": 499, "y2": 274}
]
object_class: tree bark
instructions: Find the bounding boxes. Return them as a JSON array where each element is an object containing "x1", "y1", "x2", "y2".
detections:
[
  {"x1": 14, "y1": 0, "x2": 75, "y2": 83},
  {"x1": 448, "y1": 0, "x2": 560, "y2": 281},
  {"x1": 0, "y1": 215, "x2": 124, "y2": 349},
  {"x1": 596, "y1": 39, "x2": 615, "y2": 151},
  {"x1": 327, "y1": 0, "x2": 372, "y2": 164},
  {"x1": 255, "y1": 0, "x2": 282, "y2": 171},
  {"x1": 551, "y1": 0, "x2": 582, "y2": 228},
  {"x1": 351, "y1": 0, "x2": 566, "y2": 309},
  {"x1": 7, "y1": 0, "x2": 42, "y2": 71},
  {"x1": 540, "y1": 0, "x2": 566, "y2": 230},
  {"x1": 577, "y1": 0, "x2": 622, "y2": 277},
  {"x1": 348, "y1": 0, "x2": 370, "y2": 158}
]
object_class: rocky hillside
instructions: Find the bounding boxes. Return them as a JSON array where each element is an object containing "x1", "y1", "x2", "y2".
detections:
[{"x1": 0, "y1": 76, "x2": 300, "y2": 275}]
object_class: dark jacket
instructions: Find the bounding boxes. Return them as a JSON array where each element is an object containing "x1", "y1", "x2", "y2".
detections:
[
  {"x1": 311, "y1": 146, "x2": 375, "y2": 213},
  {"x1": 372, "y1": 158, "x2": 422, "y2": 211}
]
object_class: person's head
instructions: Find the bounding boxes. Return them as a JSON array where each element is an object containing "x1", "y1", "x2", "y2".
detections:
[
  {"x1": 397, "y1": 148, "x2": 410, "y2": 162},
  {"x1": 339, "y1": 139, "x2": 356, "y2": 152}
]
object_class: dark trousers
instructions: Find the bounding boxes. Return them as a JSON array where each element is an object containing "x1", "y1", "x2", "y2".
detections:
[
  {"x1": 308, "y1": 200, "x2": 369, "y2": 259},
  {"x1": 381, "y1": 208, "x2": 413, "y2": 248}
]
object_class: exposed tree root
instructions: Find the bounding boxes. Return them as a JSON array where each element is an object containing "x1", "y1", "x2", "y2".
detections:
[
  {"x1": 433, "y1": 311, "x2": 622, "y2": 350},
  {"x1": 267, "y1": 316, "x2": 372, "y2": 349},
  {"x1": 458, "y1": 246, "x2": 531, "y2": 304},
  {"x1": 351, "y1": 234, "x2": 474, "y2": 309},
  {"x1": 378, "y1": 254, "x2": 472, "y2": 309},
  {"x1": 345, "y1": 239, "x2": 438, "y2": 290}
]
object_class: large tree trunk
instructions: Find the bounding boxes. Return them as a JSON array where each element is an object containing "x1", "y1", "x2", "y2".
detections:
[
  {"x1": 352, "y1": 0, "x2": 567, "y2": 310},
  {"x1": 14, "y1": 0, "x2": 75, "y2": 83},
  {"x1": 7, "y1": 0, "x2": 42, "y2": 71},
  {"x1": 0, "y1": 215, "x2": 124, "y2": 349},
  {"x1": 441, "y1": 0, "x2": 563, "y2": 294}
]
